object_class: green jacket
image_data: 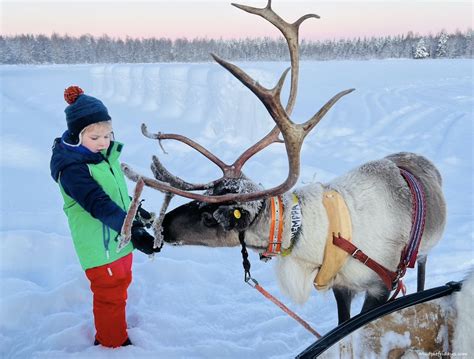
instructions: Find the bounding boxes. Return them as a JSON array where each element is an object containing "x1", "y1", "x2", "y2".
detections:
[{"x1": 56, "y1": 141, "x2": 133, "y2": 270}]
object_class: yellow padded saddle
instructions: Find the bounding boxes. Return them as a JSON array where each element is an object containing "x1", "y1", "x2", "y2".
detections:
[{"x1": 314, "y1": 190, "x2": 353, "y2": 290}]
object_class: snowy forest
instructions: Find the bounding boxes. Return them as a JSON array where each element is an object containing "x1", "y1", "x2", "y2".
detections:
[{"x1": 1, "y1": 30, "x2": 472, "y2": 64}]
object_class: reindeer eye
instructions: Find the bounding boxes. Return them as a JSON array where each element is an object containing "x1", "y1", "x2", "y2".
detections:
[{"x1": 201, "y1": 212, "x2": 217, "y2": 227}]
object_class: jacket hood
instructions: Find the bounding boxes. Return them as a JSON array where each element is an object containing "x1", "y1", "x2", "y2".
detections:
[{"x1": 50, "y1": 132, "x2": 124, "y2": 182}]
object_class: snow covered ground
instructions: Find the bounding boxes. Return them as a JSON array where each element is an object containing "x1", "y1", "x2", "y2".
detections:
[{"x1": 0, "y1": 59, "x2": 472, "y2": 358}]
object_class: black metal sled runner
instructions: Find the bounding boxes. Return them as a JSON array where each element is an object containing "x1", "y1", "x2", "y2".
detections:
[{"x1": 296, "y1": 281, "x2": 462, "y2": 358}]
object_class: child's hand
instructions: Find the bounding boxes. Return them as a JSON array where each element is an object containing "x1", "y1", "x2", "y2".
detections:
[{"x1": 130, "y1": 222, "x2": 161, "y2": 255}]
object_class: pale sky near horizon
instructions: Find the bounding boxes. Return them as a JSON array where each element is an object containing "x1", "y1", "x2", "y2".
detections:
[{"x1": 1, "y1": 1, "x2": 472, "y2": 40}]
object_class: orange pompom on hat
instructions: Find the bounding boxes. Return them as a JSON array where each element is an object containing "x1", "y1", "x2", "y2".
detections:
[
  {"x1": 63, "y1": 85, "x2": 111, "y2": 142},
  {"x1": 64, "y1": 85, "x2": 84, "y2": 104}
]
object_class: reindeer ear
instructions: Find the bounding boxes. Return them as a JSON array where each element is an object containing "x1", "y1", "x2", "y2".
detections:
[{"x1": 212, "y1": 206, "x2": 251, "y2": 231}]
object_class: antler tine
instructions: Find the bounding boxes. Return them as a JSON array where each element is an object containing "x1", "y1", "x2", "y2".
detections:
[
  {"x1": 231, "y1": 1, "x2": 319, "y2": 114},
  {"x1": 141, "y1": 123, "x2": 229, "y2": 172},
  {"x1": 232, "y1": 126, "x2": 283, "y2": 171},
  {"x1": 302, "y1": 89, "x2": 355, "y2": 134},
  {"x1": 151, "y1": 155, "x2": 223, "y2": 191},
  {"x1": 227, "y1": 1, "x2": 320, "y2": 172},
  {"x1": 122, "y1": 163, "x2": 210, "y2": 199}
]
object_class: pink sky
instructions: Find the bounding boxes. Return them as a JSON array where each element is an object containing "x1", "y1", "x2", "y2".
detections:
[{"x1": 1, "y1": 1, "x2": 472, "y2": 40}]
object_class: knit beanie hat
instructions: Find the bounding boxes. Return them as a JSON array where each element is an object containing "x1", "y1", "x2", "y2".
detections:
[{"x1": 64, "y1": 86, "x2": 111, "y2": 142}]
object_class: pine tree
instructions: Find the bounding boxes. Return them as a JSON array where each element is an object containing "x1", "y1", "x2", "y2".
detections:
[
  {"x1": 435, "y1": 32, "x2": 449, "y2": 58},
  {"x1": 414, "y1": 38, "x2": 430, "y2": 59}
]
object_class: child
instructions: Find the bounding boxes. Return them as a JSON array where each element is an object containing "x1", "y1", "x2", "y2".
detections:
[{"x1": 50, "y1": 85, "x2": 160, "y2": 348}]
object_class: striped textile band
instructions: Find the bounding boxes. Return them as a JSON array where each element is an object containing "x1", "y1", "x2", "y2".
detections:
[
  {"x1": 399, "y1": 167, "x2": 427, "y2": 269},
  {"x1": 262, "y1": 195, "x2": 284, "y2": 257}
]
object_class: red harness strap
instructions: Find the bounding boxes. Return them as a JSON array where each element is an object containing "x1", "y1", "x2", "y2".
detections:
[
  {"x1": 332, "y1": 167, "x2": 426, "y2": 298},
  {"x1": 332, "y1": 234, "x2": 398, "y2": 290}
]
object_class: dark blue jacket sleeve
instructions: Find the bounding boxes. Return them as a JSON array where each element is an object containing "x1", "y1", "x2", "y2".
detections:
[{"x1": 60, "y1": 163, "x2": 127, "y2": 233}]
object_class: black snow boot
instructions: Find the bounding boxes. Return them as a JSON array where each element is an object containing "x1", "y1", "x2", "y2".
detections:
[
  {"x1": 93, "y1": 338, "x2": 132, "y2": 347},
  {"x1": 121, "y1": 337, "x2": 133, "y2": 346}
]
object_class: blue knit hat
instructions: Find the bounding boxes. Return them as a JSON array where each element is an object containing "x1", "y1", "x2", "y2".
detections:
[{"x1": 64, "y1": 86, "x2": 111, "y2": 142}]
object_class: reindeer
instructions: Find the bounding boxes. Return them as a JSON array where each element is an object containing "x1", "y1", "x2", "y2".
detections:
[{"x1": 122, "y1": 1, "x2": 446, "y2": 324}]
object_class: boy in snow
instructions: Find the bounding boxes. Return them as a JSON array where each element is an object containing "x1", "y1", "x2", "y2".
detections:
[{"x1": 50, "y1": 86, "x2": 160, "y2": 348}]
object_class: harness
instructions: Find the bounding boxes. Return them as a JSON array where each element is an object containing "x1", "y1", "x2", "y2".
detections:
[
  {"x1": 331, "y1": 167, "x2": 427, "y2": 298},
  {"x1": 255, "y1": 166, "x2": 427, "y2": 297}
]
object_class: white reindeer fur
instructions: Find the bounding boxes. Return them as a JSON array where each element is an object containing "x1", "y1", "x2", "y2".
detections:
[
  {"x1": 453, "y1": 270, "x2": 474, "y2": 355},
  {"x1": 243, "y1": 153, "x2": 446, "y2": 304}
]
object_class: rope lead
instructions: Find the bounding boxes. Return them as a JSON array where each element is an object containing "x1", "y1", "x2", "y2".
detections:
[{"x1": 238, "y1": 231, "x2": 321, "y2": 338}]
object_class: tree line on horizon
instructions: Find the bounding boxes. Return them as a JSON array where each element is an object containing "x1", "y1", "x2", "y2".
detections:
[{"x1": 1, "y1": 30, "x2": 472, "y2": 64}]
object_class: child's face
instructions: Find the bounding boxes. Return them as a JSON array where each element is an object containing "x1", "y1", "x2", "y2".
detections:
[{"x1": 81, "y1": 124, "x2": 112, "y2": 153}]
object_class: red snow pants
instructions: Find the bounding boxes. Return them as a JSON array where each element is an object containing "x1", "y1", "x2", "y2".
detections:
[{"x1": 85, "y1": 253, "x2": 133, "y2": 347}]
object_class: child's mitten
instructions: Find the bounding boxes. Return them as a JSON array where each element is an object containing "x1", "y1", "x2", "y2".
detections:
[{"x1": 131, "y1": 222, "x2": 161, "y2": 255}]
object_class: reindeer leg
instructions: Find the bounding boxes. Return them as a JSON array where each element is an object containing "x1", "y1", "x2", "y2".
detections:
[
  {"x1": 360, "y1": 287, "x2": 390, "y2": 314},
  {"x1": 333, "y1": 286, "x2": 354, "y2": 324},
  {"x1": 417, "y1": 255, "x2": 427, "y2": 292}
]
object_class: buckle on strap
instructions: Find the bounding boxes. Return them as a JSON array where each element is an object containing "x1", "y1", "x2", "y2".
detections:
[
  {"x1": 351, "y1": 248, "x2": 369, "y2": 265},
  {"x1": 351, "y1": 248, "x2": 361, "y2": 257}
]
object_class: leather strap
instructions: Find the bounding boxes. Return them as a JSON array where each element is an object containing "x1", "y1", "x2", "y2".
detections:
[
  {"x1": 314, "y1": 190, "x2": 353, "y2": 290},
  {"x1": 332, "y1": 234, "x2": 398, "y2": 290},
  {"x1": 315, "y1": 167, "x2": 426, "y2": 294}
]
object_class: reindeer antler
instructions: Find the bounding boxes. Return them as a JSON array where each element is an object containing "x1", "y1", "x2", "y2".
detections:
[
  {"x1": 231, "y1": 0, "x2": 319, "y2": 115},
  {"x1": 122, "y1": 1, "x2": 354, "y2": 203}
]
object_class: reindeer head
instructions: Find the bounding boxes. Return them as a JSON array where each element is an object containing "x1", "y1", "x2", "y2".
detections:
[
  {"x1": 162, "y1": 177, "x2": 265, "y2": 247},
  {"x1": 121, "y1": 0, "x2": 354, "y2": 249}
]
